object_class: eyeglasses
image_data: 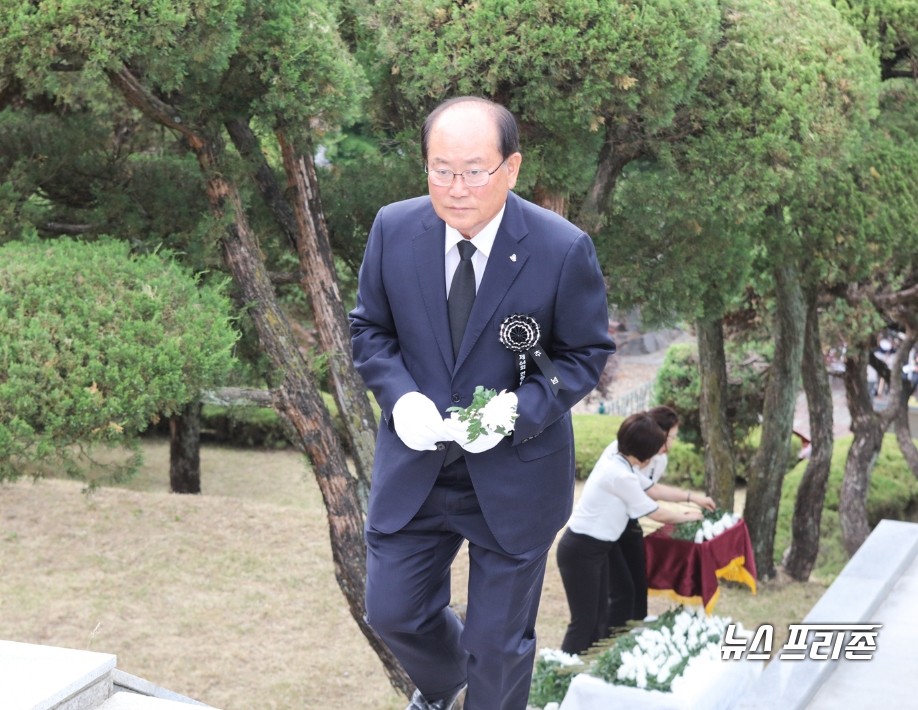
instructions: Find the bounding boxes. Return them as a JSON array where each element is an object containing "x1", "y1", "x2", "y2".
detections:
[{"x1": 425, "y1": 160, "x2": 507, "y2": 187}]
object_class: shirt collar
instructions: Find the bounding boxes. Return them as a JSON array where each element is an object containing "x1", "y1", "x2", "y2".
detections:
[{"x1": 444, "y1": 204, "x2": 505, "y2": 258}]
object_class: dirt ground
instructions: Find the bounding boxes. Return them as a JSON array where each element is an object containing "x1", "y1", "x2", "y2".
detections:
[{"x1": 0, "y1": 347, "x2": 828, "y2": 709}]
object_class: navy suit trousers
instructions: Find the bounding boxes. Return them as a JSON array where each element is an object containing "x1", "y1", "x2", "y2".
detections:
[{"x1": 365, "y1": 458, "x2": 552, "y2": 710}]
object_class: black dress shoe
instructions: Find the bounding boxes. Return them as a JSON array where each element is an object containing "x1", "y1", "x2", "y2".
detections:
[{"x1": 405, "y1": 683, "x2": 467, "y2": 710}]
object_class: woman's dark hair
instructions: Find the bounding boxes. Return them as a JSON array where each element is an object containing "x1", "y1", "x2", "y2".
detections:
[
  {"x1": 421, "y1": 96, "x2": 520, "y2": 165},
  {"x1": 617, "y1": 413, "x2": 666, "y2": 463},
  {"x1": 647, "y1": 405, "x2": 679, "y2": 435}
]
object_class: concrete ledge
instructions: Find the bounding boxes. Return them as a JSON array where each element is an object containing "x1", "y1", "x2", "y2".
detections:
[
  {"x1": 0, "y1": 641, "x2": 218, "y2": 710},
  {"x1": 737, "y1": 519, "x2": 918, "y2": 709},
  {"x1": 112, "y1": 671, "x2": 213, "y2": 707},
  {"x1": 0, "y1": 640, "x2": 115, "y2": 710}
]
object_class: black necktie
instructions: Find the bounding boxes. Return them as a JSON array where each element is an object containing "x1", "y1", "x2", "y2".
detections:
[{"x1": 448, "y1": 240, "x2": 477, "y2": 358}]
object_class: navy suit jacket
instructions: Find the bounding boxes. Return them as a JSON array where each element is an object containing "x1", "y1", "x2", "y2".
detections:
[{"x1": 350, "y1": 191, "x2": 615, "y2": 554}]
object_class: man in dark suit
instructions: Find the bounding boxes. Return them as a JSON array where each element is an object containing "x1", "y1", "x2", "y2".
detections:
[{"x1": 350, "y1": 96, "x2": 614, "y2": 710}]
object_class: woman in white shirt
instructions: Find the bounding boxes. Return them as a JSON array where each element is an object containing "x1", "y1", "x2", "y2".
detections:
[
  {"x1": 604, "y1": 406, "x2": 715, "y2": 632},
  {"x1": 556, "y1": 412, "x2": 705, "y2": 655}
]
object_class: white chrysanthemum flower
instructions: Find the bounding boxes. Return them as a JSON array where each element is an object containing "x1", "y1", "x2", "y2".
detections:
[
  {"x1": 479, "y1": 389, "x2": 518, "y2": 433},
  {"x1": 538, "y1": 647, "x2": 581, "y2": 666}
]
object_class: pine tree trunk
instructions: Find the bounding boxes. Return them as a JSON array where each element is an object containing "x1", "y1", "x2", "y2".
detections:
[
  {"x1": 894, "y1": 399, "x2": 918, "y2": 477},
  {"x1": 576, "y1": 122, "x2": 643, "y2": 234},
  {"x1": 892, "y1": 333, "x2": 918, "y2": 477},
  {"x1": 276, "y1": 129, "x2": 377, "y2": 509},
  {"x1": 532, "y1": 184, "x2": 567, "y2": 217},
  {"x1": 783, "y1": 290, "x2": 833, "y2": 581},
  {"x1": 226, "y1": 119, "x2": 376, "y2": 510},
  {"x1": 108, "y1": 67, "x2": 413, "y2": 697},
  {"x1": 745, "y1": 264, "x2": 805, "y2": 579},
  {"x1": 840, "y1": 349, "x2": 884, "y2": 556},
  {"x1": 169, "y1": 400, "x2": 202, "y2": 494},
  {"x1": 695, "y1": 317, "x2": 736, "y2": 510},
  {"x1": 197, "y1": 140, "x2": 410, "y2": 696},
  {"x1": 840, "y1": 335, "x2": 909, "y2": 555}
]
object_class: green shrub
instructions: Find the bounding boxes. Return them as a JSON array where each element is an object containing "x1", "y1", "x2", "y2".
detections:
[
  {"x1": 663, "y1": 442, "x2": 705, "y2": 489},
  {"x1": 652, "y1": 343, "x2": 701, "y2": 444},
  {"x1": 742, "y1": 426, "x2": 803, "y2": 476},
  {"x1": 200, "y1": 405, "x2": 291, "y2": 449},
  {"x1": 0, "y1": 238, "x2": 238, "y2": 481},
  {"x1": 652, "y1": 341, "x2": 768, "y2": 472},
  {"x1": 146, "y1": 390, "x2": 384, "y2": 453},
  {"x1": 572, "y1": 413, "x2": 623, "y2": 479},
  {"x1": 572, "y1": 413, "x2": 702, "y2": 486},
  {"x1": 775, "y1": 433, "x2": 918, "y2": 580}
]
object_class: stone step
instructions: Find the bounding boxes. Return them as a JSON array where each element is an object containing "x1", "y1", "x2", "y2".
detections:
[
  {"x1": 112, "y1": 670, "x2": 214, "y2": 707},
  {"x1": 0, "y1": 639, "x2": 115, "y2": 710},
  {"x1": 0, "y1": 640, "x2": 216, "y2": 710}
]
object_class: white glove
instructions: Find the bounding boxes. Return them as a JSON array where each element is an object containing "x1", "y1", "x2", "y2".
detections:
[{"x1": 391, "y1": 392, "x2": 451, "y2": 451}]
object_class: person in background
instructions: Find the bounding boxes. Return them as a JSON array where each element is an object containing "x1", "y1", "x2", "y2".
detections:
[
  {"x1": 873, "y1": 338, "x2": 895, "y2": 398},
  {"x1": 605, "y1": 406, "x2": 715, "y2": 626},
  {"x1": 907, "y1": 347, "x2": 918, "y2": 395},
  {"x1": 556, "y1": 413, "x2": 704, "y2": 655},
  {"x1": 349, "y1": 96, "x2": 614, "y2": 710}
]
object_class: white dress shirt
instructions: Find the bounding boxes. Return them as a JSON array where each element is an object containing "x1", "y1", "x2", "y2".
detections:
[
  {"x1": 605, "y1": 440, "x2": 669, "y2": 486},
  {"x1": 567, "y1": 444, "x2": 658, "y2": 542},
  {"x1": 444, "y1": 204, "x2": 505, "y2": 295}
]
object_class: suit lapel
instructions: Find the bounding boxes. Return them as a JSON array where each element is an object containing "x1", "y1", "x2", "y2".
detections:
[{"x1": 413, "y1": 216, "x2": 455, "y2": 370}]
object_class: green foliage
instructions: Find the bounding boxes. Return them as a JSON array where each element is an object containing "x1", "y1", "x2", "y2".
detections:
[
  {"x1": 572, "y1": 413, "x2": 623, "y2": 480},
  {"x1": 1, "y1": 1, "x2": 366, "y2": 129},
  {"x1": 318, "y1": 132, "x2": 425, "y2": 276},
  {"x1": 651, "y1": 344, "x2": 701, "y2": 445},
  {"x1": 652, "y1": 341, "x2": 768, "y2": 469},
  {"x1": 199, "y1": 405, "x2": 290, "y2": 449},
  {"x1": 0, "y1": 106, "x2": 215, "y2": 259},
  {"x1": 601, "y1": 155, "x2": 757, "y2": 325},
  {"x1": 572, "y1": 412, "x2": 700, "y2": 486},
  {"x1": 693, "y1": 0, "x2": 879, "y2": 215},
  {"x1": 0, "y1": 238, "x2": 238, "y2": 482},
  {"x1": 528, "y1": 653, "x2": 581, "y2": 709},
  {"x1": 786, "y1": 78, "x2": 918, "y2": 292},
  {"x1": 775, "y1": 433, "x2": 918, "y2": 578},
  {"x1": 834, "y1": 0, "x2": 918, "y2": 72},
  {"x1": 363, "y1": 0, "x2": 720, "y2": 197},
  {"x1": 603, "y1": 0, "x2": 881, "y2": 326},
  {"x1": 663, "y1": 442, "x2": 705, "y2": 489}
]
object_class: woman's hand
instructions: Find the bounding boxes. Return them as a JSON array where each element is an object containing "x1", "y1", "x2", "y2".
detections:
[{"x1": 687, "y1": 492, "x2": 716, "y2": 511}]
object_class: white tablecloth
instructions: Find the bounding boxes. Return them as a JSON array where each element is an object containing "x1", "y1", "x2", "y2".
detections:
[{"x1": 558, "y1": 657, "x2": 763, "y2": 710}]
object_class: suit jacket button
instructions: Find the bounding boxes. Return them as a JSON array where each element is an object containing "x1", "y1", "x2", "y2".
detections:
[
  {"x1": 436, "y1": 443, "x2": 446, "y2": 451},
  {"x1": 451, "y1": 393, "x2": 461, "y2": 403}
]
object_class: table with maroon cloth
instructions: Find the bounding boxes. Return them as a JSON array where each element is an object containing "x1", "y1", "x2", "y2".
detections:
[{"x1": 644, "y1": 519, "x2": 757, "y2": 613}]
